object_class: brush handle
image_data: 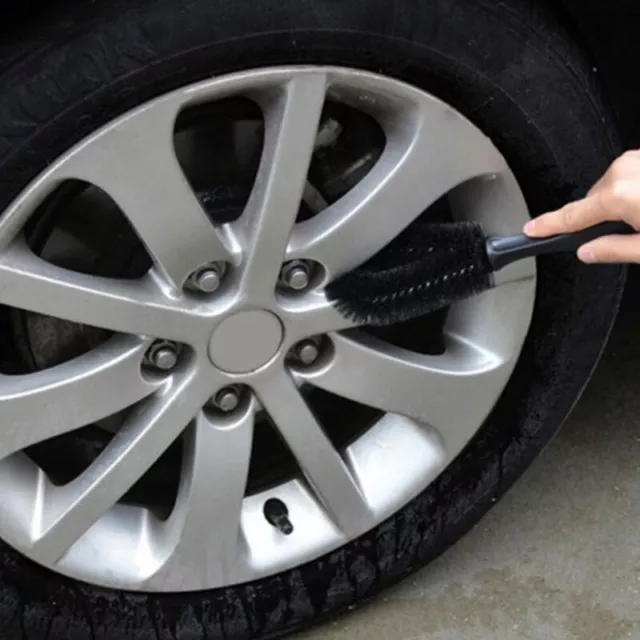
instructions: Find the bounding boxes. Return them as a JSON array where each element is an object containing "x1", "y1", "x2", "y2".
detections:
[{"x1": 485, "y1": 221, "x2": 635, "y2": 271}]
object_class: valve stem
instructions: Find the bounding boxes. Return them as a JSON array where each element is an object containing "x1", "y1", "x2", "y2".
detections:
[{"x1": 264, "y1": 498, "x2": 294, "y2": 535}]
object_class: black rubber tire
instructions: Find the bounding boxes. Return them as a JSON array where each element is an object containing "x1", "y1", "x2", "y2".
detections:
[{"x1": 0, "y1": 1, "x2": 626, "y2": 638}]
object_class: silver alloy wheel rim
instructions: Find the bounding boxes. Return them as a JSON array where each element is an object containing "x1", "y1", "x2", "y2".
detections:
[{"x1": 0, "y1": 66, "x2": 536, "y2": 591}]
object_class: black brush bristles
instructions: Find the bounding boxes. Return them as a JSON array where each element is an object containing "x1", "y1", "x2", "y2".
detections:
[{"x1": 326, "y1": 222, "x2": 494, "y2": 326}]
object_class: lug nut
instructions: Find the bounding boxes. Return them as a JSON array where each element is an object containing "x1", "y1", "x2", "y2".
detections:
[
  {"x1": 280, "y1": 260, "x2": 311, "y2": 291},
  {"x1": 146, "y1": 341, "x2": 179, "y2": 371},
  {"x1": 188, "y1": 263, "x2": 225, "y2": 293},
  {"x1": 295, "y1": 340, "x2": 320, "y2": 366},
  {"x1": 212, "y1": 386, "x2": 242, "y2": 413}
]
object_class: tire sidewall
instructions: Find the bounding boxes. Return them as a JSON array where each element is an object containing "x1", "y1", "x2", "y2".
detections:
[{"x1": 0, "y1": 1, "x2": 625, "y2": 638}]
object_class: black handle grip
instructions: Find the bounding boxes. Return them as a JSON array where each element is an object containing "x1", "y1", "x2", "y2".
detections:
[{"x1": 485, "y1": 221, "x2": 635, "y2": 271}]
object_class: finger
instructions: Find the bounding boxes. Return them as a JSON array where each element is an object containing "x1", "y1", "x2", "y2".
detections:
[
  {"x1": 587, "y1": 174, "x2": 608, "y2": 196},
  {"x1": 524, "y1": 193, "x2": 616, "y2": 237},
  {"x1": 578, "y1": 234, "x2": 640, "y2": 264}
]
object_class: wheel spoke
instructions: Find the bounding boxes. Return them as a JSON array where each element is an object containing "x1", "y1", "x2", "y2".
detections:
[
  {"x1": 445, "y1": 275, "x2": 537, "y2": 359},
  {"x1": 280, "y1": 290, "x2": 358, "y2": 342},
  {"x1": 57, "y1": 92, "x2": 232, "y2": 289},
  {"x1": 252, "y1": 367, "x2": 372, "y2": 536},
  {"x1": 0, "y1": 336, "x2": 160, "y2": 459},
  {"x1": 287, "y1": 101, "x2": 507, "y2": 279},
  {"x1": 149, "y1": 402, "x2": 255, "y2": 588},
  {"x1": 0, "y1": 240, "x2": 208, "y2": 341},
  {"x1": 492, "y1": 257, "x2": 536, "y2": 289},
  {"x1": 296, "y1": 331, "x2": 510, "y2": 453},
  {"x1": 30, "y1": 367, "x2": 212, "y2": 563},
  {"x1": 235, "y1": 73, "x2": 327, "y2": 299}
]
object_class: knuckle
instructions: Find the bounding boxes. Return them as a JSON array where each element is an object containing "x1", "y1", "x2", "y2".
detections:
[
  {"x1": 606, "y1": 181, "x2": 637, "y2": 213},
  {"x1": 622, "y1": 149, "x2": 640, "y2": 162},
  {"x1": 610, "y1": 156, "x2": 627, "y2": 174},
  {"x1": 609, "y1": 154, "x2": 635, "y2": 180},
  {"x1": 617, "y1": 150, "x2": 636, "y2": 165},
  {"x1": 610, "y1": 151, "x2": 640, "y2": 178}
]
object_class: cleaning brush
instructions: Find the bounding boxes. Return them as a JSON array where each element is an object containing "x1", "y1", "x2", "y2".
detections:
[{"x1": 326, "y1": 219, "x2": 633, "y2": 327}]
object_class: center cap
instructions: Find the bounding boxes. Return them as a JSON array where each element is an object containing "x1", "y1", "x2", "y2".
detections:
[{"x1": 209, "y1": 310, "x2": 284, "y2": 373}]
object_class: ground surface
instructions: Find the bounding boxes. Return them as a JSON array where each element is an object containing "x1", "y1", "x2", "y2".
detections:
[{"x1": 299, "y1": 268, "x2": 640, "y2": 640}]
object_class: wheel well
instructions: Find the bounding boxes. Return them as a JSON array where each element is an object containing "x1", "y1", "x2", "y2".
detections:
[{"x1": 0, "y1": 0, "x2": 623, "y2": 140}]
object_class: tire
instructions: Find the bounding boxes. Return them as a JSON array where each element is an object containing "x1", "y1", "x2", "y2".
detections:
[{"x1": 0, "y1": 0, "x2": 625, "y2": 638}]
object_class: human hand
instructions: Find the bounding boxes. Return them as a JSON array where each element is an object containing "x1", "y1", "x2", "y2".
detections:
[{"x1": 523, "y1": 150, "x2": 640, "y2": 263}]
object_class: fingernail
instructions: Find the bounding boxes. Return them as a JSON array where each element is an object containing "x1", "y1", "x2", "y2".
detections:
[
  {"x1": 579, "y1": 247, "x2": 598, "y2": 263},
  {"x1": 524, "y1": 220, "x2": 536, "y2": 234}
]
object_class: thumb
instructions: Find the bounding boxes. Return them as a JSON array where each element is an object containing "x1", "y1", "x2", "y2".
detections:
[{"x1": 577, "y1": 233, "x2": 640, "y2": 264}]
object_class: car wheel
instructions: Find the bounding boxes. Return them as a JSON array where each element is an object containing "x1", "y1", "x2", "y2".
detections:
[{"x1": 0, "y1": 0, "x2": 625, "y2": 638}]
